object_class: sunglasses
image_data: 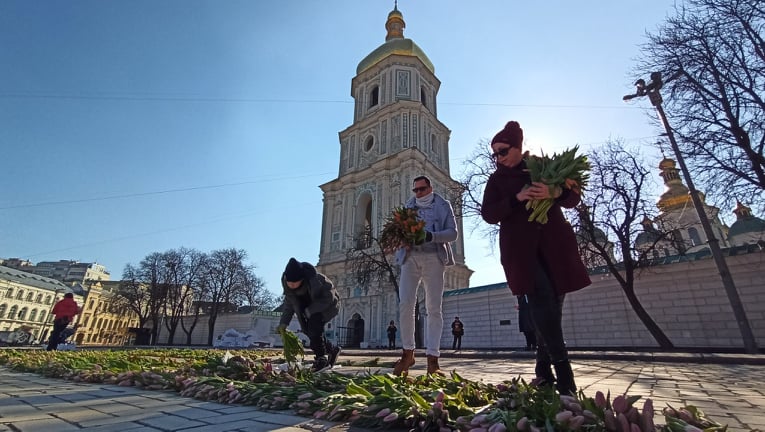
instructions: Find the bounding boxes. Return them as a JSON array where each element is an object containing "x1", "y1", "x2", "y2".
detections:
[
  {"x1": 491, "y1": 147, "x2": 512, "y2": 158},
  {"x1": 412, "y1": 186, "x2": 430, "y2": 193}
]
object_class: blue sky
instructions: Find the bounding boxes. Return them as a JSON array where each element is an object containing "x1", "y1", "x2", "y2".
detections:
[{"x1": 1, "y1": 0, "x2": 681, "y2": 296}]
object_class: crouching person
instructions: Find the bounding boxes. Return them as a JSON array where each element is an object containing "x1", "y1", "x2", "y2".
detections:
[{"x1": 276, "y1": 257, "x2": 341, "y2": 372}]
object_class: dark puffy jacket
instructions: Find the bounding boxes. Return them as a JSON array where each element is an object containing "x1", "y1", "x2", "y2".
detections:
[{"x1": 279, "y1": 262, "x2": 340, "y2": 328}]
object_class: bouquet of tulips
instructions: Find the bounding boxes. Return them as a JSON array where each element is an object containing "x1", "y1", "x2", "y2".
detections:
[
  {"x1": 524, "y1": 145, "x2": 590, "y2": 224},
  {"x1": 379, "y1": 206, "x2": 426, "y2": 253}
]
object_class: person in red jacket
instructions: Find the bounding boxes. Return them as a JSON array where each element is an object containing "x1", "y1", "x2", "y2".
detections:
[
  {"x1": 46, "y1": 292, "x2": 80, "y2": 351},
  {"x1": 481, "y1": 120, "x2": 591, "y2": 395}
]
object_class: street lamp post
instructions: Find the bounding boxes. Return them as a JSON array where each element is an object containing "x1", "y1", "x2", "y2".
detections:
[{"x1": 624, "y1": 72, "x2": 758, "y2": 353}]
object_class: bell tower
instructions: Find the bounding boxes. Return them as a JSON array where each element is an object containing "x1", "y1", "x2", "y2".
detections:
[{"x1": 316, "y1": 5, "x2": 472, "y2": 348}]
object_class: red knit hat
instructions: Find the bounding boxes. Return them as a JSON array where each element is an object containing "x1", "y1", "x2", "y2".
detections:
[{"x1": 491, "y1": 121, "x2": 524, "y2": 148}]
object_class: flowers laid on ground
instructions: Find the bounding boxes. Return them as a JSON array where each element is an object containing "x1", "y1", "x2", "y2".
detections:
[
  {"x1": 524, "y1": 146, "x2": 590, "y2": 224},
  {"x1": 0, "y1": 349, "x2": 729, "y2": 431},
  {"x1": 379, "y1": 206, "x2": 426, "y2": 253}
]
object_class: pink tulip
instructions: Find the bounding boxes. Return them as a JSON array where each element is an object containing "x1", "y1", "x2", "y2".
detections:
[
  {"x1": 612, "y1": 395, "x2": 628, "y2": 414},
  {"x1": 516, "y1": 417, "x2": 529, "y2": 431},
  {"x1": 383, "y1": 412, "x2": 399, "y2": 423},
  {"x1": 595, "y1": 391, "x2": 607, "y2": 409},
  {"x1": 488, "y1": 423, "x2": 507, "y2": 432},
  {"x1": 555, "y1": 410, "x2": 573, "y2": 423}
]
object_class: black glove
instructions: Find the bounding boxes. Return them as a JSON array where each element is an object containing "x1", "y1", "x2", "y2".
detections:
[{"x1": 425, "y1": 231, "x2": 433, "y2": 242}]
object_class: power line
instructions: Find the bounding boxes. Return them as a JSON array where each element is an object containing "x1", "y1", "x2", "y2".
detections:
[
  {"x1": 0, "y1": 172, "x2": 332, "y2": 211},
  {"x1": 0, "y1": 91, "x2": 646, "y2": 110}
]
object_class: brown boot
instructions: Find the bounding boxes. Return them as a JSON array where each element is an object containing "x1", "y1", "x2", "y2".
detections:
[
  {"x1": 426, "y1": 355, "x2": 445, "y2": 376},
  {"x1": 392, "y1": 349, "x2": 415, "y2": 376}
]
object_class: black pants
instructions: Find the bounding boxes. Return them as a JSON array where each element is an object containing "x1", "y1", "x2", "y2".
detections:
[
  {"x1": 452, "y1": 334, "x2": 462, "y2": 350},
  {"x1": 523, "y1": 331, "x2": 537, "y2": 349},
  {"x1": 388, "y1": 336, "x2": 395, "y2": 348},
  {"x1": 526, "y1": 258, "x2": 568, "y2": 367},
  {"x1": 303, "y1": 313, "x2": 328, "y2": 357},
  {"x1": 46, "y1": 318, "x2": 69, "y2": 351}
]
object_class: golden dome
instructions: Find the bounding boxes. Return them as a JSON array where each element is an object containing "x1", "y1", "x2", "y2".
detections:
[{"x1": 356, "y1": 6, "x2": 435, "y2": 75}]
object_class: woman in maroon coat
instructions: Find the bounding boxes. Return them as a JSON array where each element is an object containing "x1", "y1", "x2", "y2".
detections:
[{"x1": 481, "y1": 120, "x2": 590, "y2": 395}]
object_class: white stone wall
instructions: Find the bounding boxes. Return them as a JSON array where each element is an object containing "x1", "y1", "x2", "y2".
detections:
[{"x1": 440, "y1": 250, "x2": 765, "y2": 350}]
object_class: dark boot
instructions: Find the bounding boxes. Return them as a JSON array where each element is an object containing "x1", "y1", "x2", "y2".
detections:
[
  {"x1": 392, "y1": 349, "x2": 415, "y2": 376},
  {"x1": 311, "y1": 355, "x2": 329, "y2": 372},
  {"x1": 553, "y1": 360, "x2": 577, "y2": 395},
  {"x1": 426, "y1": 355, "x2": 445, "y2": 376},
  {"x1": 533, "y1": 360, "x2": 555, "y2": 386}
]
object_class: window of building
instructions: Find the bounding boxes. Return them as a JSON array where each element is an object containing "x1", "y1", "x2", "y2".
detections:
[
  {"x1": 45, "y1": 295, "x2": 52, "y2": 304},
  {"x1": 355, "y1": 193, "x2": 374, "y2": 250},
  {"x1": 39, "y1": 311, "x2": 46, "y2": 323},
  {"x1": 0, "y1": 304, "x2": 6, "y2": 318},
  {"x1": 5, "y1": 288, "x2": 12, "y2": 298},
  {"x1": 29, "y1": 309, "x2": 37, "y2": 322},
  {"x1": 8, "y1": 305, "x2": 18, "y2": 320},
  {"x1": 421, "y1": 87, "x2": 427, "y2": 109},
  {"x1": 16, "y1": 290, "x2": 24, "y2": 300},
  {"x1": 364, "y1": 136, "x2": 374, "y2": 152},
  {"x1": 26, "y1": 292, "x2": 33, "y2": 301},
  {"x1": 36, "y1": 294, "x2": 43, "y2": 303},
  {"x1": 17, "y1": 307, "x2": 27, "y2": 320},
  {"x1": 369, "y1": 86, "x2": 379, "y2": 107},
  {"x1": 688, "y1": 227, "x2": 702, "y2": 246}
]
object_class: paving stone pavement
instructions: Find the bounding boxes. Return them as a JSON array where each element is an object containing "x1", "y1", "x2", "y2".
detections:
[{"x1": 1, "y1": 350, "x2": 764, "y2": 431}]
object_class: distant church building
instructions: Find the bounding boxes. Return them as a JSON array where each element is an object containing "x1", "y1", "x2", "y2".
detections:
[
  {"x1": 316, "y1": 6, "x2": 472, "y2": 348},
  {"x1": 728, "y1": 201, "x2": 765, "y2": 246},
  {"x1": 636, "y1": 157, "x2": 730, "y2": 257}
]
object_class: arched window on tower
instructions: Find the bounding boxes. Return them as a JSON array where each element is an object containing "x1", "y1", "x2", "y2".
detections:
[
  {"x1": 430, "y1": 134, "x2": 437, "y2": 152},
  {"x1": 421, "y1": 87, "x2": 427, "y2": 109},
  {"x1": 369, "y1": 86, "x2": 379, "y2": 108},
  {"x1": 355, "y1": 193, "x2": 374, "y2": 249},
  {"x1": 688, "y1": 227, "x2": 702, "y2": 247}
]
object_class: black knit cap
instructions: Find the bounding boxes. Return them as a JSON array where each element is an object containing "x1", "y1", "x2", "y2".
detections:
[
  {"x1": 491, "y1": 121, "x2": 524, "y2": 148},
  {"x1": 64, "y1": 292, "x2": 74, "y2": 298},
  {"x1": 284, "y1": 258, "x2": 305, "y2": 282}
]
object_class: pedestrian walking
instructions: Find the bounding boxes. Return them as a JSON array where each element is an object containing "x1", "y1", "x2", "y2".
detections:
[
  {"x1": 393, "y1": 175, "x2": 459, "y2": 376},
  {"x1": 451, "y1": 316, "x2": 464, "y2": 351},
  {"x1": 276, "y1": 258, "x2": 342, "y2": 372},
  {"x1": 386, "y1": 320, "x2": 397, "y2": 349},
  {"x1": 480, "y1": 121, "x2": 591, "y2": 395},
  {"x1": 46, "y1": 292, "x2": 79, "y2": 351}
]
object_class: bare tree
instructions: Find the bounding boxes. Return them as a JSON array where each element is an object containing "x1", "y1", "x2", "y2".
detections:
[
  {"x1": 571, "y1": 140, "x2": 677, "y2": 348},
  {"x1": 455, "y1": 139, "x2": 499, "y2": 245},
  {"x1": 201, "y1": 248, "x2": 252, "y2": 346},
  {"x1": 346, "y1": 234, "x2": 424, "y2": 348},
  {"x1": 235, "y1": 267, "x2": 277, "y2": 312},
  {"x1": 113, "y1": 254, "x2": 167, "y2": 345},
  {"x1": 112, "y1": 264, "x2": 152, "y2": 330},
  {"x1": 635, "y1": 0, "x2": 765, "y2": 214},
  {"x1": 160, "y1": 248, "x2": 205, "y2": 345},
  {"x1": 179, "y1": 274, "x2": 208, "y2": 346}
]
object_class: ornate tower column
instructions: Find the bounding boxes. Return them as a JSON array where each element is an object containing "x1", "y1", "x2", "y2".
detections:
[{"x1": 316, "y1": 6, "x2": 472, "y2": 348}]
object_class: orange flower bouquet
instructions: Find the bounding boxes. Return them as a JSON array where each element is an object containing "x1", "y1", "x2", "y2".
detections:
[{"x1": 379, "y1": 207, "x2": 426, "y2": 253}]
